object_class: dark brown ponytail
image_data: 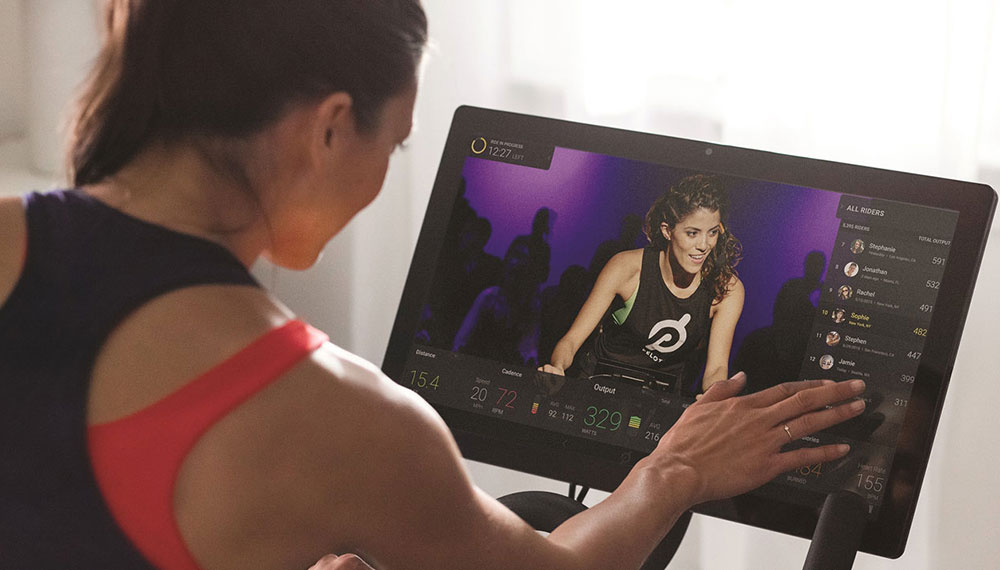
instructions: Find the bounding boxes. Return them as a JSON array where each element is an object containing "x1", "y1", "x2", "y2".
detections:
[{"x1": 69, "y1": 0, "x2": 427, "y2": 187}]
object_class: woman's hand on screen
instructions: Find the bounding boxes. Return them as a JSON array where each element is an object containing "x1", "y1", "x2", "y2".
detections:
[{"x1": 653, "y1": 371, "x2": 867, "y2": 505}]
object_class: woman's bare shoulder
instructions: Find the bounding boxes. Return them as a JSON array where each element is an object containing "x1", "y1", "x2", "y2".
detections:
[
  {"x1": 603, "y1": 248, "x2": 643, "y2": 279},
  {"x1": 711, "y1": 275, "x2": 745, "y2": 312},
  {"x1": 597, "y1": 248, "x2": 644, "y2": 296},
  {"x1": 86, "y1": 278, "x2": 472, "y2": 568},
  {"x1": 725, "y1": 275, "x2": 745, "y2": 299},
  {"x1": 609, "y1": 247, "x2": 644, "y2": 265},
  {"x1": 87, "y1": 282, "x2": 294, "y2": 423},
  {"x1": 177, "y1": 335, "x2": 473, "y2": 569}
]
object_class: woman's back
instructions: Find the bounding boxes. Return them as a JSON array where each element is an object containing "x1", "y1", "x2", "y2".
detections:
[
  {"x1": 0, "y1": 191, "x2": 415, "y2": 569},
  {"x1": 0, "y1": 191, "x2": 274, "y2": 567}
]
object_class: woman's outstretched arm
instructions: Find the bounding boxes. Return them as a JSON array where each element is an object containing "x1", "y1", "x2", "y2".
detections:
[
  {"x1": 300, "y1": 364, "x2": 865, "y2": 570},
  {"x1": 176, "y1": 327, "x2": 864, "y2": 570}
]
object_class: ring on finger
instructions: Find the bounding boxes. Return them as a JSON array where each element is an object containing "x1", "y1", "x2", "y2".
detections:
[{"x1": 783, "y1": 424, "x2": 794, "y2": 441}]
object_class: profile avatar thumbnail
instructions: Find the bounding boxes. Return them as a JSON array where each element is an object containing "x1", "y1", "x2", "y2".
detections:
[
  {"x1": 825, "y1": 330, "x2": 841, "y2": 347},
  {"x1": 819, "y1": 354, "x2": 834, "y2": 370},
  {"x1": 837, "y1": 285, "x2": 853, "y2": 300}
]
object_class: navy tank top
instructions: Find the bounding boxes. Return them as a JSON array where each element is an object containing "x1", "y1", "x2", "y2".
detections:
[
  {"x1": 594, "y1": 247, "x2": 712, "y2": 391},
  {"x1": 0, "y1": 190, "x2": 257, "y2": 568}
]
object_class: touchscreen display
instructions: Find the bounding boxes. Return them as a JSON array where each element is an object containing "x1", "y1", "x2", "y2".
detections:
[{"x1": 398, "y1": 135, "x2": 959, "y2": 519}]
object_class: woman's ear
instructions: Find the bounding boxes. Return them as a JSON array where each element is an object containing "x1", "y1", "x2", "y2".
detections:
[
  {"x1": 314, "y1": 91, "x2": 355, "y2": 151},
  {"x1": 660, "y1": 222, "x2": 671, "y2": 241}
]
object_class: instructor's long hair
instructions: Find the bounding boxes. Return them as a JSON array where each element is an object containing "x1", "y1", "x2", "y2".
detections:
[
  {"x1": 68, "y1": 0, "x2": 427, "y2": 188},
  {"x1": 644, "y1": 174, "x2": 743, "y2": 304}
]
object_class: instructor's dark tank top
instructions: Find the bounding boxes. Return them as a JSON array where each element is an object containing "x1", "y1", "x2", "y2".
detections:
[
  {"x1": 594, "y1": 247, "x2": 712, "y2": 391},
  {"x1": 0, "y1": 190, "x2": 257, "y2": 568}
]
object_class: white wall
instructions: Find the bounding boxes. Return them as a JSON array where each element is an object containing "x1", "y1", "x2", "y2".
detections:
[
  {"x1": 0, "y1": 0, "x2": 26, "y2": 140},
  {"x1": 0, "y1": 0, "x2": 94, "y2": 194}
]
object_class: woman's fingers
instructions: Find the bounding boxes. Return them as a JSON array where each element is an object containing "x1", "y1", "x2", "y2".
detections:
[
  {"x1": 780, "y1": 398, "x2": 866, "y2": 444},
  {"x1": 741, "y1": 379, "x2": 834, "y2": 408},
  {"x1": 766, "y1": 379, "x2": 866, "y2": 424},
  {"x1": 771, "y1": 443, "x2": 853, "y2": 476},
  {"x1": 655, "y1": 376, "x2": 867, "y2": 504}
]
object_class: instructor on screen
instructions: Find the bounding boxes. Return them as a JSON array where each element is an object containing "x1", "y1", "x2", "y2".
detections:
[{"x1": 541, "y1": 175, "x2": 745, "y2": 393}]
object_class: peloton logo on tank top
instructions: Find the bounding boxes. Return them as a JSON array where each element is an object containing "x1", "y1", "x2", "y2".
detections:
[{"x1": 643, "y1": 314, "x2": 691, "y2": 362}]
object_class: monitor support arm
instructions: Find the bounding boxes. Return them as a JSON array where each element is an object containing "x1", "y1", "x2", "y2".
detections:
[{"x1": 802, "y1": 490, "x2": 869, "y2": 570}]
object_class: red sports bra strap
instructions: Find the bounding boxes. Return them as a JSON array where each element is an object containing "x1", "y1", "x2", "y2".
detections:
[{"x1": 89, "y1": 319, "x2": 328, "y2": 570}]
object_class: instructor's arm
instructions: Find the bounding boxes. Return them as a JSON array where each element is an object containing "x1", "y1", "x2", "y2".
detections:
[
  {"x1": 543, "y1": 251, "x2": 639, "y2": 375},
  {"x1": 702, "y1": 276, "x2": 745, "y2": 392}
]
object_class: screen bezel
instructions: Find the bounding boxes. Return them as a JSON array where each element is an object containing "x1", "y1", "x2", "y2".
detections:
[{"x1": 382, "y1": 106, "x2": 997, "y2": 558}]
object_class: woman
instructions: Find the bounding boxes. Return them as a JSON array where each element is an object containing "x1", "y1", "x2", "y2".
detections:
[
  {"x1": 0, "y1": 2, "x2": 866, "y2": 569},
  {"x1": 542, "y1": 174, "x2": 744, "y2": 394}
]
